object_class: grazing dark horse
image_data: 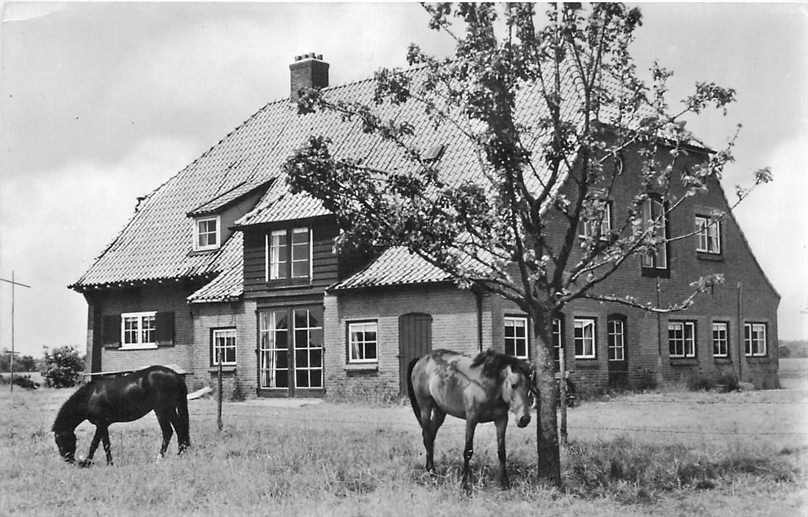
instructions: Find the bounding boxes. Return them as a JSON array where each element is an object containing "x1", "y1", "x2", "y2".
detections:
[
  {"x1": 407, "y1": 349, "x2": 533, "y2": 490},
  {"x1": 52, "y1": 365, "x2": 190, "y2": 466}
]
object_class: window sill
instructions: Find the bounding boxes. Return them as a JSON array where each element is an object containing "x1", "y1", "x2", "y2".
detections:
[
  {"x1": 713, "y1": 357, "x2": 732, "y2": 364},
  {"x1": 208, "y1": 366, "x2": 237, "y2": 373},
  {"x1": 641, "y1": 267, "x2": 670, "y2": 279},
  {"x1": 344, "y1": 363, "x2": 378, "y2": 372},
  {"x1": 573, "y1": 359, "x2": 599, "y2": 369},
  {"x1": 670, "y1": 358, "x2": 698, "y2": 366},
  {"x1": 188, "y1": 248, "x2": 220, "y2": 256},
  {"x1": 696, "y1": 252, "x2": 723, "y2": 262},
  {"x1": 118, "y1": 344, "x2": 158, "y2": 351},
  {"x1": 265, "y1": 278, "x2": 312, "y2": 289},
  {"x1": 744, "y1": 355, "x2": 770, "y2": 361}
]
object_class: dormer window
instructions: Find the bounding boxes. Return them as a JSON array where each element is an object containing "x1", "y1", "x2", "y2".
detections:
[
  {"x1": 194, "y1": 216, "x2": 221, "y2": 251},
  {"x1": 266, "y1": 227, "x2": 312, "y2": 281}
]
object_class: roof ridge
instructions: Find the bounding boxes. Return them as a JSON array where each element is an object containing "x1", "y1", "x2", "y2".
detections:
[{"x1": 318, "y1": 62, "x2": 430, "y2": 96}]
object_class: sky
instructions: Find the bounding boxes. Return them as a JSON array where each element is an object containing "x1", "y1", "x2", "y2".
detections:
[{"x1": 1, "y1": 2, "x2": 807, "y2": 357}]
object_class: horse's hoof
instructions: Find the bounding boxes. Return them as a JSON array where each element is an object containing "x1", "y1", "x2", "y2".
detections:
[{"x1": 77, "y1": 459, "x2": 92, "y2": 468}]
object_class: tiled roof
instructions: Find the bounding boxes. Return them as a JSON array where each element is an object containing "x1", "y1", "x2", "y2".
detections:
[
  {"x1": 330, "y1": 247, "x2": 454, "y2": 290},
  {"x1": 71, "y1": 59, "x2": 674, "y2": 293},
  {"x1": 187, "y1": 177, "x2": 273, "y2": 217},
  {"x1": 235, "y1": 176, "x2": 329, "y2": 226},
  {"x1": 187, "y1": 242, "x2": 244, "y2": 303}
]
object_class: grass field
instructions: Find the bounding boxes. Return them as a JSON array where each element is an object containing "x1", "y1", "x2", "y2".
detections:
[
  {"x1": 779, "y1": 358, "x2": 808, "y2": 390},
  {"x1": 1, "y1": 386, "x2": 806, "y2": 516}
]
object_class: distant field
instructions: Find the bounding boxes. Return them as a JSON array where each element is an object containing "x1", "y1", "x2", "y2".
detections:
[
  {"x1": 1, "y1": 386, "x2": 806, "y2": 516},
  {"x1": 780, "y1": 358, "x2": 808, "y2": 390}
]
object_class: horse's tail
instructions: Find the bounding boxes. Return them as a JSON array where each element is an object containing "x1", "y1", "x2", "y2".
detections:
[
  {"x1": 406, "y1": 357, "x2": 422, "y2": 427},
  {"x1": 175, "y1": 375, "x2": 190, "y2": 447}
]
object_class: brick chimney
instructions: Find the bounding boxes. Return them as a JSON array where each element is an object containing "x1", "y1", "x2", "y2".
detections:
[{"x1": 289, "y1": 53, "x2": 329, "y2": 102}]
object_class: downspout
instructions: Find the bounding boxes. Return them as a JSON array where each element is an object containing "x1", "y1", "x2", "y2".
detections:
[
  {"x1": 655, "y1": 276, "x2": 665, "y2": 386},
  {"x1": 737, "y1": 282, "x2": 743, "y2": 381},
  {"x1": 475, "y1": 289, "x2": 484, "y2": 353}
]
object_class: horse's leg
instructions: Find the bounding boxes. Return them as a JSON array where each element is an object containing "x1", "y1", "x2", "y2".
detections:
[
  {"x1": 495, "y1": 415, "x2": 510, "y2": 489},
  {"x1": 419, "y1": 404, "x2": 435, "y2": 472},
  {"x1": 426, "y1": 408, "x2": 446, "y2": 474},
  {"x1": 175, "y1": 393, "x2": 191, "y2": 451},
  {"x1": 168, "y1": 410, "x2": 187, "y2": 455},
  {"x1": 156, "y1": 410, "x2": 173, "y2": 459},
  {"x1": 461, "y1": 418, "x2": 477, "y2": 491},
  {"x1": 100, "y1": 426, "x2": 113, "y2": 466},
  {"x1": 80, "y1": 426, "x2": 103, "y2": 467}
]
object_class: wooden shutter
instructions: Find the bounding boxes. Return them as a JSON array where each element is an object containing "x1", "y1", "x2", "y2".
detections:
[
  {"x1": 156, "y1": 312, "x2": 175, "y2": 346},
  {"x1": 102, "y1": 315, "x2": 121, "y2": 348}
]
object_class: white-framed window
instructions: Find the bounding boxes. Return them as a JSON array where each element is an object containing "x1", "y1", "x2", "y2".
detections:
[
  {"x1": 504, "y1": 316, "x2": 529, "y2": 360},
  {"x1": 744, "y1": 322, "x2": 767, "y2": 357},
  {"x1": 348, "y1": 321, "x2": 378, "y2": 363},
  {"x1": 581, "y1": 200, "x2": 613, "y2": 240},
  {"x1": 712, "y1": 322, "x2": 729, "y2": 357},
  {"x1": 266, "y1": 227, "x2": 311, "y2": 281},
  {"x1": 668, "y1": 321, "x2": 696, "y2": 358},
  {"x1": 607, "y1": 318, "x2": 625, "y2": 361},
  {"x1": 193, "y1": 216, "x2": 220, "y2": 251},
  {"x1": 120, "y1": 311, "x2": 157, "y2": 349},
  {"x1": 268, "y1": 229, "x2": 288, "y2": 280},
  {"x1": 695, "y1": 215, "x2": 721, "y2": 254},
  {"x1": 573, "y1": 317, "x2": 597, "y2": 359},
  {"x1": 291, "y1": 227, "x2": 311, "y2": 278},
  {"x1": 641, "y1": 197, "x2": 668, "y2": 269},
  {"x1": 212, "y1": 328, "x2": 237, "y2": 366}
]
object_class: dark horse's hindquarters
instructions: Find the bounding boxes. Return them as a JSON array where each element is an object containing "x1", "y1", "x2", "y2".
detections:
[{"x1": 52, "y1": 365, "x2": 190, "y2": 466}]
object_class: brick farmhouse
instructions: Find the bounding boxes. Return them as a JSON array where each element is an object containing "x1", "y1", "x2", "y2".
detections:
[{"x1": 69, "y1": 55, "x2": 780, "y2": 398}]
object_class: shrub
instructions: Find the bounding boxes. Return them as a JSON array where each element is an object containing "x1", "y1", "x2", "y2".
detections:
[
  {"x1": 13, "y1": 375, "x2": 39, "y2": 389},
  {"x1": 634, "y1": 368, "x2": 658, "y2": 392},
  {"x1": 41, "y1": 346, "x2": 84, "y2": 388},
  {"x1": 715, "y1": 372, "x2": 740, "y2": 391},
  {"x1": 231, "y1": 375, "x2": 246, "y2": 402},
  {"x1": 687, "y1": 374, "x2": 714, "y2": 392}
]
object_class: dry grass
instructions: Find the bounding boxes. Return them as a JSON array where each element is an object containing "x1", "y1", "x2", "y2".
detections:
[{"x1": 1, "y1": 386, "x2": 806, "y2": 516}]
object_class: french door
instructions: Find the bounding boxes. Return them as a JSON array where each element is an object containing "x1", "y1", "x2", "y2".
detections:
[{"x1": 258, "y1": 306, "x2": 323, "y2": 396}]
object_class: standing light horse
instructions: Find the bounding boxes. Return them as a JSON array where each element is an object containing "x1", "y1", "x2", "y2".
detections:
[
  {"x1": 407, "y1": 349, "x2": 534, "y2": 489},
  {"x1": 52, "y1": 365, "x2": 190, "y2": 466}
]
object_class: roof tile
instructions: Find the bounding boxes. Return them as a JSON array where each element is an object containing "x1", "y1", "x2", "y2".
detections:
[{"x1": 72, "y1": 62, "x2": 669, "y2": 292}]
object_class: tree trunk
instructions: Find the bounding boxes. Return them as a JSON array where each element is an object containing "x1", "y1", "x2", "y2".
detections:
[{"x1": 531, "y1": 310, "x2": 561, "y2": 486}]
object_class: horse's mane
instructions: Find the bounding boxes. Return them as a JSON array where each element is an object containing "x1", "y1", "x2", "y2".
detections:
[
  {"x1": 52, "y1": 382, "x2": 92, "y2": 431},
  {"x1": 470, "y1": 349, "x2": 531, "y2": 379}
]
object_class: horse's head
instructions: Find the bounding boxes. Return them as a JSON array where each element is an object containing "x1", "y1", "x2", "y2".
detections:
[
  {"x1": 54, "y1": 430, "x2": 77, "y2": 463},
  {"x1": 500, "y1": 366, "x2": 532, "y2": 428}
]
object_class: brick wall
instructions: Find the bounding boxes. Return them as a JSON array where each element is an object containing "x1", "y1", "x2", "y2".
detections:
[
  {"x1": 91, "y1": 286, "x2": 198, "y2": 374},
  {"x1": 326, "y1": 286, "x2": 482, "y2": 399},
  {"x1": 492, "y1": 144, "x2": 781, "y2": 392},
  {"x1": 189, "y1": 300, "x2": 258, "y2": 398}
]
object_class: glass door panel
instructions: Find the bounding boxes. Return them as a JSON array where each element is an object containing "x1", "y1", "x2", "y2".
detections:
[
  {"x1": 293, "y1": 308, "x2": 323, "y2": 389},
  {"x1": 259, "y1": 310, "x2": 289, "y2": 390}
]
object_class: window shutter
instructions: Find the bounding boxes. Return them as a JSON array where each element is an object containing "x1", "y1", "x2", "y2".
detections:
[
  {"x1": 102, "y1": 315, "x2": 121, "y2": 348},
  {"x1": 156, "y1": 312, "x2": 175, "y2": 346}
]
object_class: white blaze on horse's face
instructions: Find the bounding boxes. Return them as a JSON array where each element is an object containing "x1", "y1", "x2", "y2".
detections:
[{"x1": 501, "y1": 366, "x2": 532, "y2": 428}]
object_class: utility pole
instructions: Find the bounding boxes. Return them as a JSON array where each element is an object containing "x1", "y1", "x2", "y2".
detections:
[{"x1": 1, "y1": 271, "x2": 32, "y2": 392}]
